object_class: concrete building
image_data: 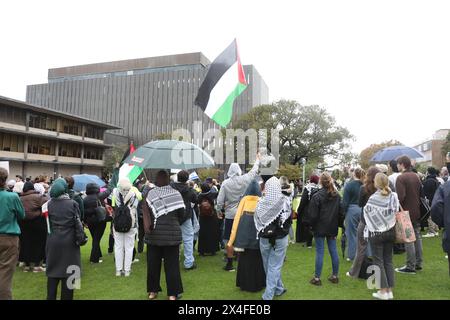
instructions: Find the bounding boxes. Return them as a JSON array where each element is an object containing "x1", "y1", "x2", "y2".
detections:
[
  {"x1": 413, "y1": 129, "x2": 449, "y2": 168},
  {"x1": 25, "y1": 52, "x2": 269, "y2": 147},
  {"x1": 0, "y1": 95, "x2": 120, "y2": 179}
]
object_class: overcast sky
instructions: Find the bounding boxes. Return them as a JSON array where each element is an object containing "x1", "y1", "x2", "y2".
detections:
[{"x1": 1, "y1": 0, "x2": 449, "y2": 153}]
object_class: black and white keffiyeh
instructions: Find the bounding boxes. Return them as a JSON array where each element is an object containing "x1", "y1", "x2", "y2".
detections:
[
  {"x1": 363, "y1": 191, "x2": 399, "y2": 239},
  {"x1": 146, "y1": 185, "x2": 185, "y2": 227},
  {"x1": 254, "y1": 177, "x2": 291, "y2": 235}
]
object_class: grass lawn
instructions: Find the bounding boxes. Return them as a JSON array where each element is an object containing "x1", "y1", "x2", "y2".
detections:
[{"x1": 12, "y1": 222, "x2": 450, "y2": 300}]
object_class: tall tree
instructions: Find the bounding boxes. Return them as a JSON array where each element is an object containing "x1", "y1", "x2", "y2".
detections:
[
  {"x1": 442, "y1": 132, "x2": 450, "y2": 158},
  {"x1": 233, "y1": 100, "x2": 354, "y2": 166},
  {"x1": 359, "y1": 140, "x2": 403, "y2": 169}
]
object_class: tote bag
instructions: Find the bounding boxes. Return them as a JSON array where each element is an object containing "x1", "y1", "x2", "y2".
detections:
[{"x1": 395, "y1": 205, "x2": 416, "y2": 244}]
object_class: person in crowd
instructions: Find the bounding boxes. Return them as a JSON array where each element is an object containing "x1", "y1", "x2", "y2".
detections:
[
  {"x1": 343, "y1": 168, "x2": 365, "y2": 261},
  {"x1": 431, "y1": 176, "x2": 450, "y2": 275},
  {"x1": 143, "y1": 170, "x2": 184, "y2": 300},
  {"x1": 0, "y1": 168, "x2": 25, "y2": 300},
  {"x1": 197, "y1": 183, "x2": 220, "y2": 256},
  {"x1": 205, "y1": 177, "x2": 219, "y2": 193},
  {"x1": 13, "y1": 175, "x2": 24, "y2": 194},
  {"x1": 228, "y1": 179, "x2": 265, "y2": 292},
  {"x1": 422, "y1": 167, "x2": 441, "y2": 238},
  {"x1": 171, "y1": 170, "x2": 198, "y2": 270},
  {"x1": 111, "y1": 178, "x2": 142, "y2": 276},
  {"x1": 83, "y1": 182, "x2": 111, "y2": 264},
  {"x1": 212, "y1": 179, "x2": 220, "y2": 192},
  {"x1": 34, "y1": 176, "x2": 46, "y2": 195},
  {"x1": 279, "y1": 177, "x2": 295, "y2": 244},
  {"x1": 64, "y1": 177, "x2": 85, "y2": 221},
  {"x1": 365, "y1": 173, "x2": 399, "y2": 300},
  {"x1": 388, "y1": 160, "x2": 401, "y2": 192},
  {"x1": 308, "y1": 172, "x2": 343, "y2": 286},
  {"x1": 45, "y1": 178, "x2": 82, "y2": 300},
  {"x1": 19, "y1": 181, "x2": 48, "y2": 272},
  {"x1": 135, "y1": 179, "x2": 148, "y2": 254},
  {"x1": 395, "y1": 155, "x2": 423, "y2": 274},
  {"x1": 376, "y1": 164, "x2": 395, "y2": 190},
  {"x1": 254, "y1": 176, "x2": 291, "y2": 300},
  {"x1": 347, "y1": 166, "x2": 381, "y2": 278},
  {"x1": 6, "y1": 180, "x2": 15, "y2": 192},
  {"x1": 296, "y1": 175, "x2": 320, "y2": 248},
  {"x1": 217, "y1": 153, "x2": 261, "y2": 271},
  {"x1": 441, "y1": 166, "x2": 449, "y2": 183},
  {"x1": 344, "y1": 168, "x2": 355, "y2": 188}
]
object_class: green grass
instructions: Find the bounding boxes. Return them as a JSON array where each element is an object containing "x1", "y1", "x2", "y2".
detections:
[{"x1": 12, "y1": 222, "x2": 450, "y2": 300}]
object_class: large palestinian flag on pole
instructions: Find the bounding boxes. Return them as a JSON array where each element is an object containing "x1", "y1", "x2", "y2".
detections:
[{"x1": 195, "y1": 39, "x2": 247, "y2": 127}]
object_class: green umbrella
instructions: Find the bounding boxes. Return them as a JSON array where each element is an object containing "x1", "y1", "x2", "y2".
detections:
[{"x1": 123, "y1": 140, "x2": 215, "y2": 170}]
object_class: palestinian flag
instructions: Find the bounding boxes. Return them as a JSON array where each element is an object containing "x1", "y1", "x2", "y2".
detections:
[
  {"x1": 195, "y1": 39, "x2": 247, "y2": 127},
  {"x1": 118, "y1": 142, "x2": 143, "y2": 185}
]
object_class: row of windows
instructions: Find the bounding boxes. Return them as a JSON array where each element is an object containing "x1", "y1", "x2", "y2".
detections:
[
  {"x1": 0, "y1": 132, "x2": 24, "y2": 152},
  {"x1": 0, "y1": 105, "x2": 26, "y2": 125}
]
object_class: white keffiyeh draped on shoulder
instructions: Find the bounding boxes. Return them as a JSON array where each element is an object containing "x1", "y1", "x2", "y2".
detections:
[
  {"x1": 254, "y1": 177, "x2": 291, "y2": 235},
  {"x1": 146, "y1": 185, "x2": 185, "y2": 227},
  {"x1": 364, "y1": 191, "x2": 399, "y2": 239}
]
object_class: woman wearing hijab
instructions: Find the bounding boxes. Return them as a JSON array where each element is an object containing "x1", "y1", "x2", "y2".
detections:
[
  {"x1": 228, "y1": 179, "x2": 266, "y2": 292},
  {"x1": 111, "y1": 178, "x2": 142, "y2": 277},
  {"x1": 19, "y1": 181, "x2": 48, "y2": 272},
  {"x1": 197, "y1": 183, "x2": 219, "y2": 256},
  {"x1": 254, "y1": 177, "x2": 292, "y2": 300},
  {"x1": 217, "y1": 153, "x2": 261, "y2": 271},
  {"x1": 45, "y1": 178, "x2": 82, "y2": 300},
  {"x1": 142, "y1": 170, "x2": 185, "y2": 300}
]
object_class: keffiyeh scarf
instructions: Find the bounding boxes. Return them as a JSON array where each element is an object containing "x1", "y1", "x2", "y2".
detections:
[
  {"x1": 146, "y1": 185, "x2": 185, "y2": 227},
  {"x1": 254, "y1": 177, "x2": 291, "y2": 235},
  {"x1": 363, "y1": 191, "x2": 399, "y2": 239}
]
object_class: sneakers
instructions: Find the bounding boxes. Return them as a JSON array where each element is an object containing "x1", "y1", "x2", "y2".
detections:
[
  {"x1": 116, "y1": 271, "x2": 122, "y2": 277},
  {"x1": 275, "y1": 289, "x2": 287, "y2": 297},
  {"x1": 33, "y1": 266, "x2": 46, "y2": 273},
  {"x1": 132, "y1": 259, "x2": 140, "y2": 264},
  {"x1": 372, "y1": 291, "x2": 389, "y2": 300},
  {"x1": 223, "y1": 265, "x2": 235, "y2": 272},
  {"x1": 18, "y1": 262, "x2": 25, "y2": 268},
  {"x1": 124, "y1": 271, "x2": 131, "y2": 277},
  {"x1": 395, "y1": 266, "x2": 416, "y2": 274},
  {"x1": 388, "y1": 291, "x2": 394, "y2": 300},
  {"x1": 185, "y1": 263, "x2": 197, "y2": 271},
  {"x1": 346, "y1": 272, "x2": 351, "y2": 277},
  {"x1": 23, "y1": 266, "x2": 31, "y2": 273},
  {"x1": 309, "y1": 278, "x2": 322, "y2": 286},
  {"x1": 328, "y1": 275, "x2": 339, "y2": 284},
  {"x1": 422, "y1": 232, "x2": 438, "y2": 238}
]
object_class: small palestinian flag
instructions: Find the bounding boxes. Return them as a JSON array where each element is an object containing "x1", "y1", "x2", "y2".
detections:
[
  {"x1": 195, "y1": 39, "x2": 247, "y2": 127},
  {"x1": 118, "y1": 142, "x2": 143, "y2": 185}
]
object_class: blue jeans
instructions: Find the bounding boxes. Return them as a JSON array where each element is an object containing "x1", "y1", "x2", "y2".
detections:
[
  {"x1": 180, "y1": 219, "x2": 195, "y2": 268},
  {"x1": 259, "y1": 236, "x2": 288, "y2": 300},
  {"x1": 314, "y1": 236, "x2": 339, "y2": 278},
  {"x1": 345, "y1": 205, "x2": 361, "y2": 260}
]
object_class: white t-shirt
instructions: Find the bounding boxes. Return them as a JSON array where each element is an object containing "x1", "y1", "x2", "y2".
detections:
[{"x1": 388, "y1": 173, "x2": 401, "y2": 191}]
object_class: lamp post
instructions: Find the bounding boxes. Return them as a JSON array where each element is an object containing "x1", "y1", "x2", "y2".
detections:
[{"x1": 301, "y1": 157, "x2": 307, "y2": 188}]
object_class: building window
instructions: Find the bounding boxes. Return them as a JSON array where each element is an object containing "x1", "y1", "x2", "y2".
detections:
[
  {"x1": 29, "y1": 113, "x2": 57, "y2": 131},
  {"x1": 0, "y1": 105, "x2": 26, "y2": 126},
  {"x1": 58, "y1": 143, "x2": 82, "y2": 158},
  {"x1": 60, "y1": 119, "x2": 82, "y2": 136},
  {"x1": 27, "y1": 137, "x2": 56, "y2": 155},
  {"x1": 84, "y1": 126, "x2": 104, "y2": 140},
  {"x1": 0, "y1": 132, "x2": 24, "y2": 152},
  {"x1": 84, "y1": 147, "x2": 103, "y2": 160}
]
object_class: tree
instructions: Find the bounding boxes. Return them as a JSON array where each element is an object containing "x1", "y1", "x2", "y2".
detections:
[
  {"x1": 233, "y1": 100, "x2": 354, "y2": 167},
  {"x1": 442, "y1": 132, "x2": 450, "y2": 158},
  {"x1": 359, "y1": 140, "x2": 403, "y2": 169},
  {"x1": 197, "y1": 168, "x2": 223, "y2": 181},
  {"x1": 102, "y1": 144, "x2": 128, "y2": 178}
]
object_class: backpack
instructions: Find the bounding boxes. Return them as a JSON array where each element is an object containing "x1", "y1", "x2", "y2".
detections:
[
  {"x1": 199, "y1": 198, "x2": 213, "y2": 217},
  {"x1": 114, "y1": 193, "x2": 133, "y2": 233}
]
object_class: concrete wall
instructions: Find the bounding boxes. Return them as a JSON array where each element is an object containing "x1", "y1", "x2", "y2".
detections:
[
  {"x1": 57, "y1": 164, "x2": 82, "y2": 178},
  {"x1": 81, "y1": 166, "x2": 102, "y2": 176},
  {"x1": 24, "y1": 163, "x2": 56, "y2": 180},
  {"x1": 5, "y1": 161, "x2": 23, "y2": 178}
]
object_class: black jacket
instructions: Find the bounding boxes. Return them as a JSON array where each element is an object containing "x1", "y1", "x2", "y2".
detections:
[
  {"x1": 171, "y1": 182, "x2": 198, "y2": 224},
  {"x1": 297, "y1": 185, "x2": 319, "y2": 223},
  {"x1": 83, "y1": 183, "x2": 111, "y2": 225},
  {"x1": 309, "y1": 188, "x2": 344, "y2": 237},
  {"x1": 423, "y1": 175, "x2": 441, "y2": 203},
  {"x1": 142, "y1": 196, "x2": 183, "y2": 247},
  {"x1": 431, "y1": 182, "x2": 450, "y2": 253}
]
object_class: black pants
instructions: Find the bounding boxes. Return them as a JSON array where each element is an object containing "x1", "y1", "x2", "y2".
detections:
[
  {"x1": 88, "y1": 221, "x2": 106, "y2": 263},
  {"x1": 47, "y1": 277, "x2": 73, "y2": 300},
  {"x1": 137, "y1": 217, "x2": 145, "y2": 253},
  {"x1": 108, "y1": 222, "x2": 114, "y2": 253},
  {"x1": 147, "y1": 245, "x2": 183, "y2": 297}
]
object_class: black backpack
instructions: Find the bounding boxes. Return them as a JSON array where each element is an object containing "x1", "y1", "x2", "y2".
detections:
[{"x1": 114, "y1": 193, "x2": 133, "y2": 233}]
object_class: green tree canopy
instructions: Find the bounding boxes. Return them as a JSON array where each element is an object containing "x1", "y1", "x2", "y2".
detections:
[{"x1": 233, "y1": 100, "x2": 354, "y2": 167}]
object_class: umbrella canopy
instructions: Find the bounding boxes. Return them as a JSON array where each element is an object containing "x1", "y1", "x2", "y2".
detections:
[
  {"x1": 73, "y1": 174, "x2": 106, "y2": 192},
  {"x1": 370, "y1": 146, "x2": 424, "y2": 163},
  {"x1": 124, "y1": 140, "x2": 215, "y2": 170}
]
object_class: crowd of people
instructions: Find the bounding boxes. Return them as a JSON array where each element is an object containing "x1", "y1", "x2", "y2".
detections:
[{"x1": 0, "y1": 153, "x2": 449, "y2": 301}]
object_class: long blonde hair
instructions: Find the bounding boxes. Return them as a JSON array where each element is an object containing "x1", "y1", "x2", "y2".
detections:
[{"x1": 374, "y1": 173, "x2": 391, "y2": 196}]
